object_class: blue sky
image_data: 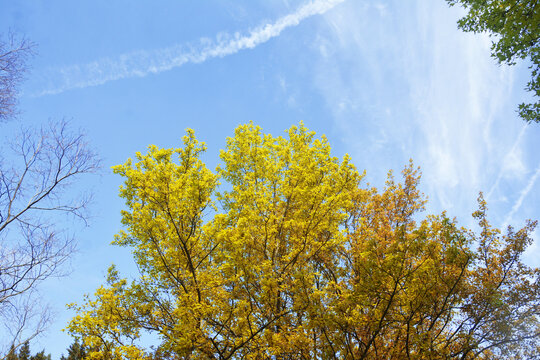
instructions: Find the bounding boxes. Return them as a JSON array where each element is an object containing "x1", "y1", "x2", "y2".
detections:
[{"x1": 1, "y1": 0, "x2": 539, "y2": 357}]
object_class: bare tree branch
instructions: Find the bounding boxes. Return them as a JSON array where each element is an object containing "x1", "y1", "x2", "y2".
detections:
[
  {"x1": 0, "y1": 32, "x2": 35, "y2": 122},
  {"x1": 1, "y1": 32, "x2": 100, "y2": 354},
  {"x1": 0, "y1": 120, "x2": 99, "y2": 353}
]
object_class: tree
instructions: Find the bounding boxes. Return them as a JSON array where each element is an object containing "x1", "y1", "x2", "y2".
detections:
[
  {"x1": 0, "y1": 342, "x2": 50, "y2": 360},
  {"x1": 0, "y1": 34, "x2": 100, "y2": 356},
  {"x1": 67, "y1": 123, "x2": 539, "y2": 359},
  {"x1": 4, "y1": 346, "x2": 16, "y2": 360},
  {"x1": 0, "y1": 33, "x2": 34, "y2": 122},
  {"x1": 447, "y1": 0, "x2": 540, "y2": 123},
  {"x1": 60, "y1": 340, "x2": 87, "y2": 360},
  {"x1": 28, "y1": 351, "x2": 50, "y2": 360},
  {"x1": 17, "y1": 342, "x2": 29, "y2": 360}
]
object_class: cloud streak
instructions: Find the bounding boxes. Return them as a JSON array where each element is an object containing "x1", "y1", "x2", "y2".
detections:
[
  {"x1": 486, "y1": 123, "x2": 528, "y2": 201},
  {"x1": 313, "y1": 1, "x2": 514, "y2": 210},
  {"x1": 503, "y1": 163, "x2": 540, "y2": 228},
  {"x1": 33, "y1": 0, "x2": 345, "y2": 96}
]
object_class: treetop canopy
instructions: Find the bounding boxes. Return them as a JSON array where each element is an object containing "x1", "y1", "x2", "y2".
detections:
[{"x1": 68, "y1": 123, "x2": 539, "y2": 359}]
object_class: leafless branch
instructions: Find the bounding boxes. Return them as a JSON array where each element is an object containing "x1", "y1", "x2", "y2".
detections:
[
  {"x1": 0, "y1": 32, "x2": 35, "y2": 122},
  {"x1": 0, "y1": 120, "x2": 100, "y2": 352}
]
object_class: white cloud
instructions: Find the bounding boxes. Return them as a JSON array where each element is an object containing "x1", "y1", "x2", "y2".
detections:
[
  {"x1": 503, "y1": 164, "x2": 540, "y2": 228},
  {"x1": 524, "y1": 227, "x2": 539, "y2": 266},
  {"x1": 33, "y1": 0, "x2": 346, "y2": 96},
  {"x1": 486, "y1": 124, "x2": 528, "y2": 201},
  {"x1": 311, "y1": 0, "x2": 522, "y2": 219}
]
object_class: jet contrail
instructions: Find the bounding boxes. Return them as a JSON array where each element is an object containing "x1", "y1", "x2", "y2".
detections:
[
  {"x1": 33, "y1": 0, "x2": 346, "y2": 97},
  {"x1": 486, "y1": 123, "x2": 528, "y2": 201},
  {"x1": 502, "y1": 163, "x2": 540, "y2": 228}
]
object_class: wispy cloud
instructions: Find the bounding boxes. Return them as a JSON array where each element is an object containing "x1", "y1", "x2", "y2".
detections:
[
  {"x1": 486, "y1": 123, "x2": 528, "y2": 201},
  {"x1": 503, "y1": 164, "x2": 540, "y2": 228},
  {"x1": 311, "y1": 0, "x2": 532, "y2": 223},
  {"x1": 32, "y1": 0, "x2": 346, "y2": 97}
]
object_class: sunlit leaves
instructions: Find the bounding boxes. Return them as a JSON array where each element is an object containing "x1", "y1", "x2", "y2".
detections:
[{"x1": 67, "y1": 124, "x2": 539, "y2": 359}]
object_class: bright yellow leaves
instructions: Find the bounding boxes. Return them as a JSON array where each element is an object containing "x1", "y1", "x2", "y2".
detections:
[{"x1": 67, "y1": 123, "x2": 539, "y2": 359}]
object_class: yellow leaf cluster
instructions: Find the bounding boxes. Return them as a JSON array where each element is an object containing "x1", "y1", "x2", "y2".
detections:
[{"x1": 67, "y1": 123, "x2": 540, "y2": 359}]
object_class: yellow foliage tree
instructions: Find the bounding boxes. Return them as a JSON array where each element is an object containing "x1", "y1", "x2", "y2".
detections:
[{"x1": 67, "y1": 123, "x2": 539, "y2": 359}]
